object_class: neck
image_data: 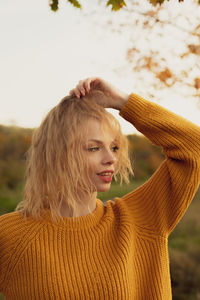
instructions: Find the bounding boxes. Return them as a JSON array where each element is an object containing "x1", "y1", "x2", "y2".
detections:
[{"x1": 59, "y1": 192, "x2": 97, "y2": 218}]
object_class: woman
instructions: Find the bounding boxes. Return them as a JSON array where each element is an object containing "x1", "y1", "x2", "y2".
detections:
[{"x1": 0, "y1": 77, "x2": 200, "y2": 300}]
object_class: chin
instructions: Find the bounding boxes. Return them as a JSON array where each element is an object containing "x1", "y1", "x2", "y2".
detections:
[{"x1": 97, "y1": 185, "x2": 111, "y2": 192}]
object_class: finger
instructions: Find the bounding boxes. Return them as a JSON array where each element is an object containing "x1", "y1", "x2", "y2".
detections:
[
  {"x1": 83, "y1": 82, "x2": 89, "y2": 93},
  {"x1": 76, "y1": 92, "x2": 80, "y2": 98},
  {"x1": 82, "y1": 78, "x2": 94, "y2": 94},
  {"x1": 83, "y1": 78, "x2": 93, "y2": 93},
  {"x1": 77, "y1": 84, "x2": 86, "y2": 96},
  {"x1": 76, "y1": 87, "x2": 85, "y2": 97},
  {"x1": 69, "y1": 89, "x2": 80, "y2": 97},
  {"x1": 80, "y1": 87, "x2": 86, "y2": 96},
  {"x1": 73, "y1": 89, "x2": 80, "y2": 98},
  {"x1": 87, "y1": 77, "x2": 101, "y2": 90},
  {"x1": 74, "y1": 77, "x2": 101, "y2": 96}
]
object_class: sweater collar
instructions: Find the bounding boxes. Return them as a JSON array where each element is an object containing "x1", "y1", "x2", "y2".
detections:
[{"x1": 41, "y1": 199, "x2": 106, "y2": 230}]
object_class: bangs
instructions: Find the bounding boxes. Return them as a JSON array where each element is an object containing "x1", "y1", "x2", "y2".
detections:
[{"x1": 101, "y1": 113, "x2": 122, "y2": 145}]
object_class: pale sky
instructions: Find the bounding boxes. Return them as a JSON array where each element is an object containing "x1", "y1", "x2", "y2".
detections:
[{"x1": 0, "y1": 0, "x2": 200, "y2": 135}]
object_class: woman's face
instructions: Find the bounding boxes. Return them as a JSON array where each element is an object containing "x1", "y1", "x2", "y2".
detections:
[{"x1": 83, "y1": 119, "x2": 119, "y2": 192}]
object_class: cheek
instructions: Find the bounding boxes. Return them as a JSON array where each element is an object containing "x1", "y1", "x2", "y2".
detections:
[
  {"x1": 86, "y1": 157, "x2": 97, "y2": 173},
  {"x1": 114, "y1": 158, "x2": 118, "y2": 168}
]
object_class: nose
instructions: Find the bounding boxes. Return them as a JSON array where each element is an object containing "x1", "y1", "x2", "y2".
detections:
[{"x1": 102, "y1": 149, "x2": 117, "y2": 165}]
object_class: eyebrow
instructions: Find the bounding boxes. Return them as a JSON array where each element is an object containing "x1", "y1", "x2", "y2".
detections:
[{"x1": 87, "y1": 139, "x2": 117, "y2": 144}]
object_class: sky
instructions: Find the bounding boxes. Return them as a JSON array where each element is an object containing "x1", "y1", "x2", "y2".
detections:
[{"x1": 0, "y1": 0, "x2": 200, "y2": 135}]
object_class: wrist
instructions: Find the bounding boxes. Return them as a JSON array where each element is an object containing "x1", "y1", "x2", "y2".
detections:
[{"x1": 114, "y1": 93, "x2": 129, "y2": 111}]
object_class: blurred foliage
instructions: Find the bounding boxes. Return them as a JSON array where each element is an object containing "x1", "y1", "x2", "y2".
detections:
[
  {"x1": 0, "y1": 125, "x2": 32, "y2": 189},
  {"x1": 49, "y1": 0, "x2": 126, "y2": 11},
  {"x1": 0, "y1": 124, "x2": 32, "y2": 215},
  {"x1": 50, "y1": 0, "x2": 200, "y2": 105},
  {"x1": 49, "y1": 0, "x2": 200, "y2": 12},
  {"x1": 124, "y1": 7, "x2": 200, "y2": 102},
  {"x1": 169, "y1": 189, "x2": 200, "y2": 299},
  {"x1": 0, "y1": 124, "x2": 199, "y2": 299},
  {"x1": 127, "y1": 134, "x2": 164, "y2": 180}
]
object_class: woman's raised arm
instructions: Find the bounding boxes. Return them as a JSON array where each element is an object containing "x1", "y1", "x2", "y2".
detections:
[{"x1": 118, "y1": 93, "x2": 200, "y2": 237}]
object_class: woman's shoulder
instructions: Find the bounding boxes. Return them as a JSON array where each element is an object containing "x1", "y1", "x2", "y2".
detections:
[
  {"x1": 0, "y1": 211, "x2": 46, "y2": 264},
  {"x1": 0, "y1": 211, "x2": 28, "y2": 265},
  {"x1": 0, "y1": 210, "x2": 30, "y2": 229},
  {"x1": 0, "y1": 211, "x2": 28, "y2": 243},
  {"x1": 0, "y1": 210, "x2": 45, "y2": 243},
  {"x1": 0, "y1": 211, "x2": 46, "y2": 288},
  {"x1": 0, "y1": 210, "x2": 23, "y2": 228}
]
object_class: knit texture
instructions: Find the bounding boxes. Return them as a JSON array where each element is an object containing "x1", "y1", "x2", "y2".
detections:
[{"x1": 0, "y1": 94, "x2": 200, "y2": 300}]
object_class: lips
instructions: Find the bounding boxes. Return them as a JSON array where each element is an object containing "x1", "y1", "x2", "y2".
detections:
[
  {"x1": 97, "y1": 170, "x2": 114, "y2": 183},
  {"x1": 97, "y1": 170, "x2": 114, "y2": 176}
]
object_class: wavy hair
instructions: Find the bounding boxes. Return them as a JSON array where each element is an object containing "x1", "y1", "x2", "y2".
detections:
[{"x1": 15, "y1": 90, "x2": 134, "y2": 222}]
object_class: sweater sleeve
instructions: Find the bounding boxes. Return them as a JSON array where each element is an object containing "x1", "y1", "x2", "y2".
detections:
[
  {"x1": 0, "y1": 214, "x2": 15, "y2": 291},
  {"x1": 118, "y1": 93, "x2": 200, "y2": 237}
]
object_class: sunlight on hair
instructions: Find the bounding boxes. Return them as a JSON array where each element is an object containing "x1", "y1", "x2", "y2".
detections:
[{"x1": 15, "y1": 90, "x2": 134, "y2": 222}]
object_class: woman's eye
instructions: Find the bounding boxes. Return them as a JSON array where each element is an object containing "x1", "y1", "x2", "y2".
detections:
[
  {"x1": 88, "y1": 147, "x2": 99, "y2": 152},
  {"x1": 112, "y1": 146, "x2": 119, "y2": 152},
  {"x1": 88, "y1": 146, "x2": 119, "y2": 152}
]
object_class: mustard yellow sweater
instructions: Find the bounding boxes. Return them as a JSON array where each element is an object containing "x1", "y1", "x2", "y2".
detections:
[{"x1": 0, "y1": 94, "x2": 200, "y2": 300}]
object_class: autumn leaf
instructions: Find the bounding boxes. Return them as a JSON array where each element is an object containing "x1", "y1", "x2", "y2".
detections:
[
  {"x1": 49, "y1": 0, "x2": 200, "y2": 12},
  {"x1": 149, "y1": 0, "x2": 165, "y2": 6},
  {"x1": 68, "y1": 0, "x2": 81, "y2": 9},
  {"x1": 188, "y1": 44, "x2": 200, "y2": 55},
  {"x1": 49, "y1": 0, "x2": 81, "y2": 11},
  {"x1": 106, "y1": 0, "x2": 126, "y2": 11},
  {"x1": 49, "y1": 0, "x2": 58, "y2": 12},
  {"x1": 194, "y1": 78, "x2": 200, "y2": 89},
  {"x1": 156, "y1": 68, "x2": 174, "y2": 86}
]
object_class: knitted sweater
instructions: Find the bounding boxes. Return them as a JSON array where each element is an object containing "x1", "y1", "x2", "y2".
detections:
[{"x1": 0, "y1": 94, "x2": 200, "y2": 300}]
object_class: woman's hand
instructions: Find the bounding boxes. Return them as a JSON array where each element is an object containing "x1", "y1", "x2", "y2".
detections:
[{"x1": 69, "y1": 77, "x2": 129, "y2": 110}]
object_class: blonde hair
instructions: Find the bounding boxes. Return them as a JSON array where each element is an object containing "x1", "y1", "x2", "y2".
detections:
[{"x1": 16, "y1": 90, "x2": 133, "y2": 222}]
